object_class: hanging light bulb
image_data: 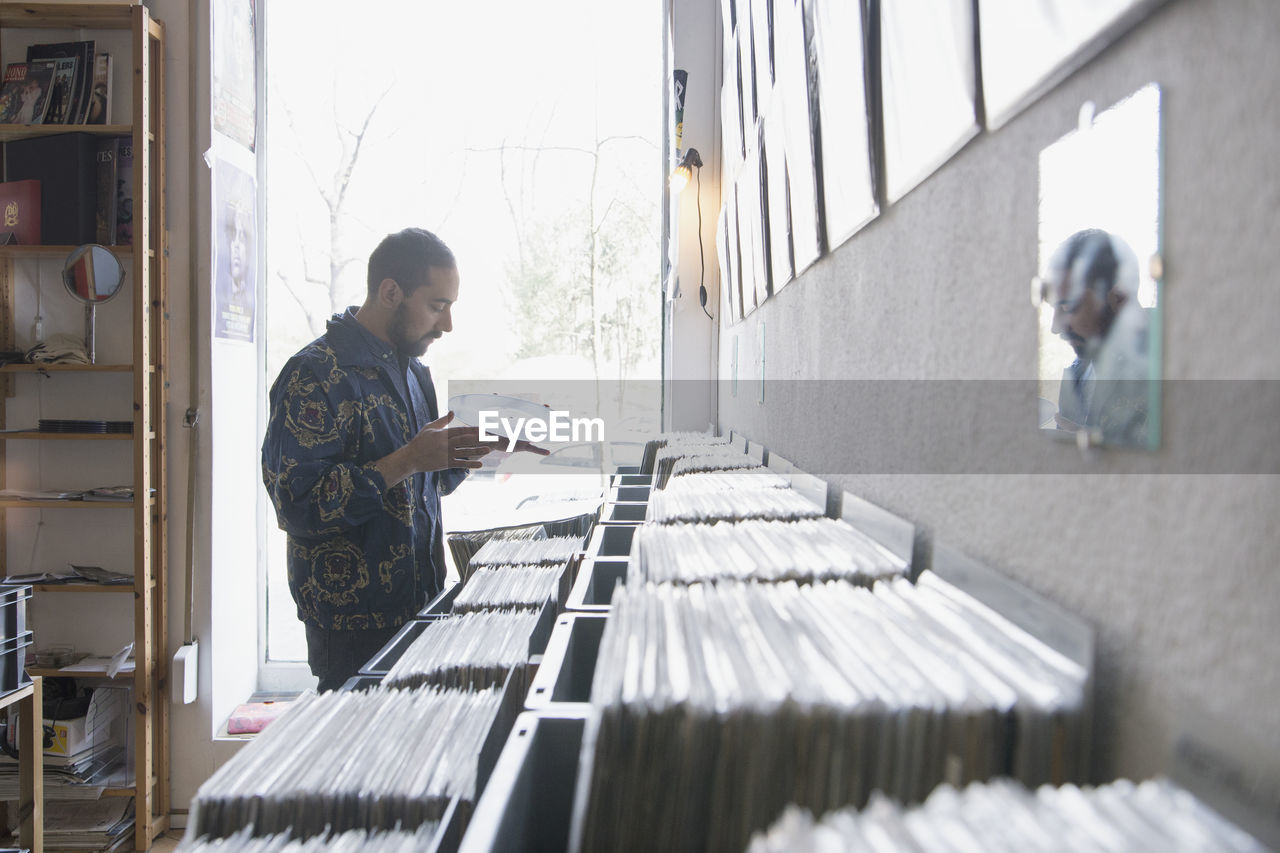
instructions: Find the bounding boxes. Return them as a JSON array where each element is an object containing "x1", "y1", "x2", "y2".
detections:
[{"x1": 669, "y1": 147, "x2": 703, "y2": 193}]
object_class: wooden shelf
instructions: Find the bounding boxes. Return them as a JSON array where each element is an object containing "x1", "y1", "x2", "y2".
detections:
[
  {"x1": 0, "y1": 242, "x2": 133, "y2": 258},
  {"x1": 0, "y1": 363, "x2": 132, "y2": 373},
  {"x1": 0, "y1": 123, "x2": 131, "y2": 143},
  {"x1": 1, "y1": 6, "x2": 169, "y2": 848},
  {"x1": 0, "y1": 499, "x2": 138, "y2": 509},
  {"x1": 0, "y1": 6, "x2": 137, "y2": 29},
  {"x1": 26, "y1": 665, "x2": 132, "y2": 681},
  {"x1": 0, "y1": 431, "x2": 137, "y2": 441},
  {"x1": 32, "y1": 583, "x2": 134, "y2": 593}
]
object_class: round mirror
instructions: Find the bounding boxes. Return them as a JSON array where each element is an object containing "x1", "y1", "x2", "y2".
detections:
[
  {"x1": 62, "y1": 244, "x2": 126, "y2": 364},
  {"x1": 62, "y1": 244, "x2": 125, "y2": 303}
]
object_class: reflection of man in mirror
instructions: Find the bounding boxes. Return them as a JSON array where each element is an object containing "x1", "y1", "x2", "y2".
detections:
[{"x1": 1046, "y1": 229, "x2": 1151, "y2": 444}]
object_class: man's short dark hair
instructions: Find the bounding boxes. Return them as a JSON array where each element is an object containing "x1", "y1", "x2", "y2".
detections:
[{"x1": 367, "y1": 228, "x2": 456, "y2": 297}]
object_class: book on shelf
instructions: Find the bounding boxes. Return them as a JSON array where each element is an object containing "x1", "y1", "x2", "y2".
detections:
[
  {"x1": 95, "y1": 137, "x2": 119, "y2": 243},
  {"x1": 0, "y1": 60, "x2": 58, "y2": 124},
  {"x1": 0, "y1": 179, "x2": 41, "y2": 246},
  {"x1": 115, "y1": 138, "x2": 133, "y2": 245},
  {"x1": 4, "y1": 132, "x2": 97, "y2": 244},
  {"x1": 25, "y1": 40, "x2": 95, "y2": 125},
  {"x1": 84, "y1": 52, "x2": 112, "y2": 125}
]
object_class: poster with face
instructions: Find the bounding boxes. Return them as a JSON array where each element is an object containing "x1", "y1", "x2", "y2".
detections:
[
  {"x1": 213, "y1": 0, "x2": 257, "y2": 150},
  {"x1": 214, "y1": 156, "x2": 257, "y2": 342}
]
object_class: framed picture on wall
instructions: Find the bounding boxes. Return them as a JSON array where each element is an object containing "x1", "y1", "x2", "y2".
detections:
[
  {"x1": 738, "y1": 9, "x2": 757, "y2": 129},
  {"x1": 212, "y1": 0, "x2": 257, "y2": 150},
  {"x1": 808, "y1": 0, "x2": 878, "y2": 251},
  {"x1": 762, "y1": 95, "x2": 793, "y2": 294},
  {"x1": 749, "y1": 0, "x2": 773, "y2": 114},
  {"x1": 775, "y1": 0, "x2": 821, "y2": 275},
  {"x1": 213, "y1": 155, "x2": 257, "y2": 342},
  {"x1": 979, "y1": 0, "x2": 1167, "y2": 130},
  {"x1": 879, "y1": 0, "x2": 979, "y2": 203},
  {"x1": 722, "y1": 21, "x2": 745, "y2": 172}
]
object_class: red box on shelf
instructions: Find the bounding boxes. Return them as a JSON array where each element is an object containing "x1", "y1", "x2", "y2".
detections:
[{"x1": 0, "y1": 179, "x2": 41, "y2": 245}]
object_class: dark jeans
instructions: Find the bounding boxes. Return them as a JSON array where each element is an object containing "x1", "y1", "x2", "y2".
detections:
[{"x1": 304, "y1": 622, "x2": 400, "y2": 692}]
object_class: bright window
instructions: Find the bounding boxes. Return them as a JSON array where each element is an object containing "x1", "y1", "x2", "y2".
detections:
[{"x1": 262, "y1": 1, "x2": 662, "y2": 672}]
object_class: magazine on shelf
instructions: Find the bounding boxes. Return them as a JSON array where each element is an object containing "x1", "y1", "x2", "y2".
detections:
[
  {"x1": 0, "y1": 61, "x2": 58, "y2": 124},
  {"x1": 25, "y1": 40, "x2": 95, "y2": 124},
  {"x1": 84, "y1": 52, "x2": 112, "y2": 124},
  {"x1": 40, "y1": 56, "x2": 79, "y2": 124}
]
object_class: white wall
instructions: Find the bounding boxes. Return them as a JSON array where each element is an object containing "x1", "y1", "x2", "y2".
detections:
[
  {"x1": 701, "y1": 0, "x2": 1280, "y2": 794},
  {"x1": 663, "y1": 0, "x2": 721, "y2": 431}
]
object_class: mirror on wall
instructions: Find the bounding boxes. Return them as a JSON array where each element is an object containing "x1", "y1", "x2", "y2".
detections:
[{"x1": 1035, "y1": 83, "x2": 1162, "y2": 449}]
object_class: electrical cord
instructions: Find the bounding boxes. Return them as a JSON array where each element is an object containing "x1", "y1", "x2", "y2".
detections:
[{"x1": 696, "y1": 165, "x2": 712, "y2": 320}]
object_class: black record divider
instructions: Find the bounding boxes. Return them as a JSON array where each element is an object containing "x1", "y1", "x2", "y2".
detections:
[
  {"x1": 458, "y1": 710, "x2": 593, "y2": 853},
  {"x1": 420, "y1": 581, "x2": 463, "y2": 617},
  {"x1": 599, "y1": 500, "x2": 648, "y2": 523},
  {"x1": 358, "y1": 617, "x2": 443, "y2": 677},
  {"x1": 525, "y1": 613, "x2": 607, "y2": 710},
  {"x1": 565, "y1": 559, "x2": 627, "y2": 613}
]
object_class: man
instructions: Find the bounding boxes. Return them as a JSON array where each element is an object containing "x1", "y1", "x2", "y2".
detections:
[
  {"x1": 262, "y1": 228, "x2": 545, "y2": 690},
  {"x1": 1045, "y1": 228, "x2": 1152, "y2": 446}
]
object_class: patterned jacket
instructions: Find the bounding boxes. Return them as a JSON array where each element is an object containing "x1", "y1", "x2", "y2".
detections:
[{"x1": 262, "y1": 309, "x2": 466, "y2": 630}]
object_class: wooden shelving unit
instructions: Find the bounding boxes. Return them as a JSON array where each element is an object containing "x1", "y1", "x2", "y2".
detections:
[{"x1": 0, "y1": 4, "x2": 168, "y2": 850}]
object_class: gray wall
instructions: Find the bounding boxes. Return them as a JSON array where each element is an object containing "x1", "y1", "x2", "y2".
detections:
[{"x1": 715, "y1": 0, "x2": 1280, "y2": 789}]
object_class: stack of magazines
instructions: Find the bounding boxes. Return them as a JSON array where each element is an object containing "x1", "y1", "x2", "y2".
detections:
[
  {"x1": 469, "y1": 535, "x2": 583, "y2": 568},
  {"x1": 640, "y1": 432, "x2": 728, "y2": 473},
  {"x1": 655, "y1": 446, "x2": 759, "y2": 487},
  {"x1": 747, "y1": 777, "x2": 1266, "y2": 852},
  {"x1": 657, "y1": 469, "x2": 791, "y2": 493},
  {"x1": 647, "y1": 486, "x2": 823, "y2": 525},
  {"x1": 447, "y1": 524, "x2": 544, "y2": 581},
  {"x1": 453, "y1": 564, "x2": 564, "y2": 613},
  {"x1": 177, "y1": 823, "x2": 442, "y2": 853},
  {"x1": 40, "y1": 797, "x2": 135, "y2": 852},
  {"x1": 630, "y1": 518, "x2": 908, "y2": 585},
  {"x1": 382, "y1": 609, "x2": 542, "y2": 691},
  {"x1": 576, "y1": 575, "x2": 1090, "y2": 852},
  {"x1": 186, "y1": 686, "x2": 501, "y2": 840}
]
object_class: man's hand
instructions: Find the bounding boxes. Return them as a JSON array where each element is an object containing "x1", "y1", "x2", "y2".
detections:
[{"x1": 374, "y1": 412, "x2": 497, "y2": 486}]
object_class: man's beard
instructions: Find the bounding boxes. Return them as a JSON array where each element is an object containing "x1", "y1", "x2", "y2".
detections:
[{"x1": 389, "y1": 305, "x2": 439, "y2": 358}]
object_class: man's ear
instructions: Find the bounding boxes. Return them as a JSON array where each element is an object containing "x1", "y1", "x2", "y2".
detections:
[
  {"x1": 376, "y1": 277, "x2": 402, "y2": 308},
  {"x1": 1106, "y1": 286, "x2": 1127, "y2": 313}
]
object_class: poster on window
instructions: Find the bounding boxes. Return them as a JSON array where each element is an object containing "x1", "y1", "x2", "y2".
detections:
[
  {"x1": 214, "y1": 157, "x2": 256, "y2": 342},
  {"x1": 213, "y1": 0, "x2": 257, "y2": 150}
]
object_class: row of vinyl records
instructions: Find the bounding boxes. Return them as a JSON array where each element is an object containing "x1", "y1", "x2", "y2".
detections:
[{"x1": 177, "y1": 431, "x2": 1264, "y2": 851}]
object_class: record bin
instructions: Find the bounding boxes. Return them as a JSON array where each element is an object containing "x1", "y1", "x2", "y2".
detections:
[
  {"x1": 929, "y1": 543, "x2": 1095, "y2": 783},
  {"x1": 608, "y1": 473, "x2": 653, "y2": 488},
  {"x1": 584, "y1": 523, "x2": 636, "y2": 560},
  {"x1": 607, "y1": 484, "x2": 651, "y2": 503},
  {"x1": 565, "y1": 559, "x2": 626, "y2": 612},
  {"x1": 458, "y1": 709, "x2": 592, "y2": 853},
  {"x1": 838, "y1": 489, "x2": 917, "y2": 571},
  {"x1": 357, "y1": 616, "x2": 443, "y2": 676},
  {"x1": 420, "y1": 581, "x2": 463, "y2": 616},
  {"x1": 339, "y1": 674, "x2": 383, "y2": 692},
  {"x1": 525, "y1": 613, "x2": 607, "y2": 710},
  {"x1": 0, "y1": 630, "x2": 33, "y2": 694},
  {"x1": 764, "y1": 452, "x2": 834, "y2": 516},
  {"x1": 0, "y1": 584, "x2": 31, "y2": 642},
  {"x1": 599, "y1": 501, "x2": 647, "y2": 523}
]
